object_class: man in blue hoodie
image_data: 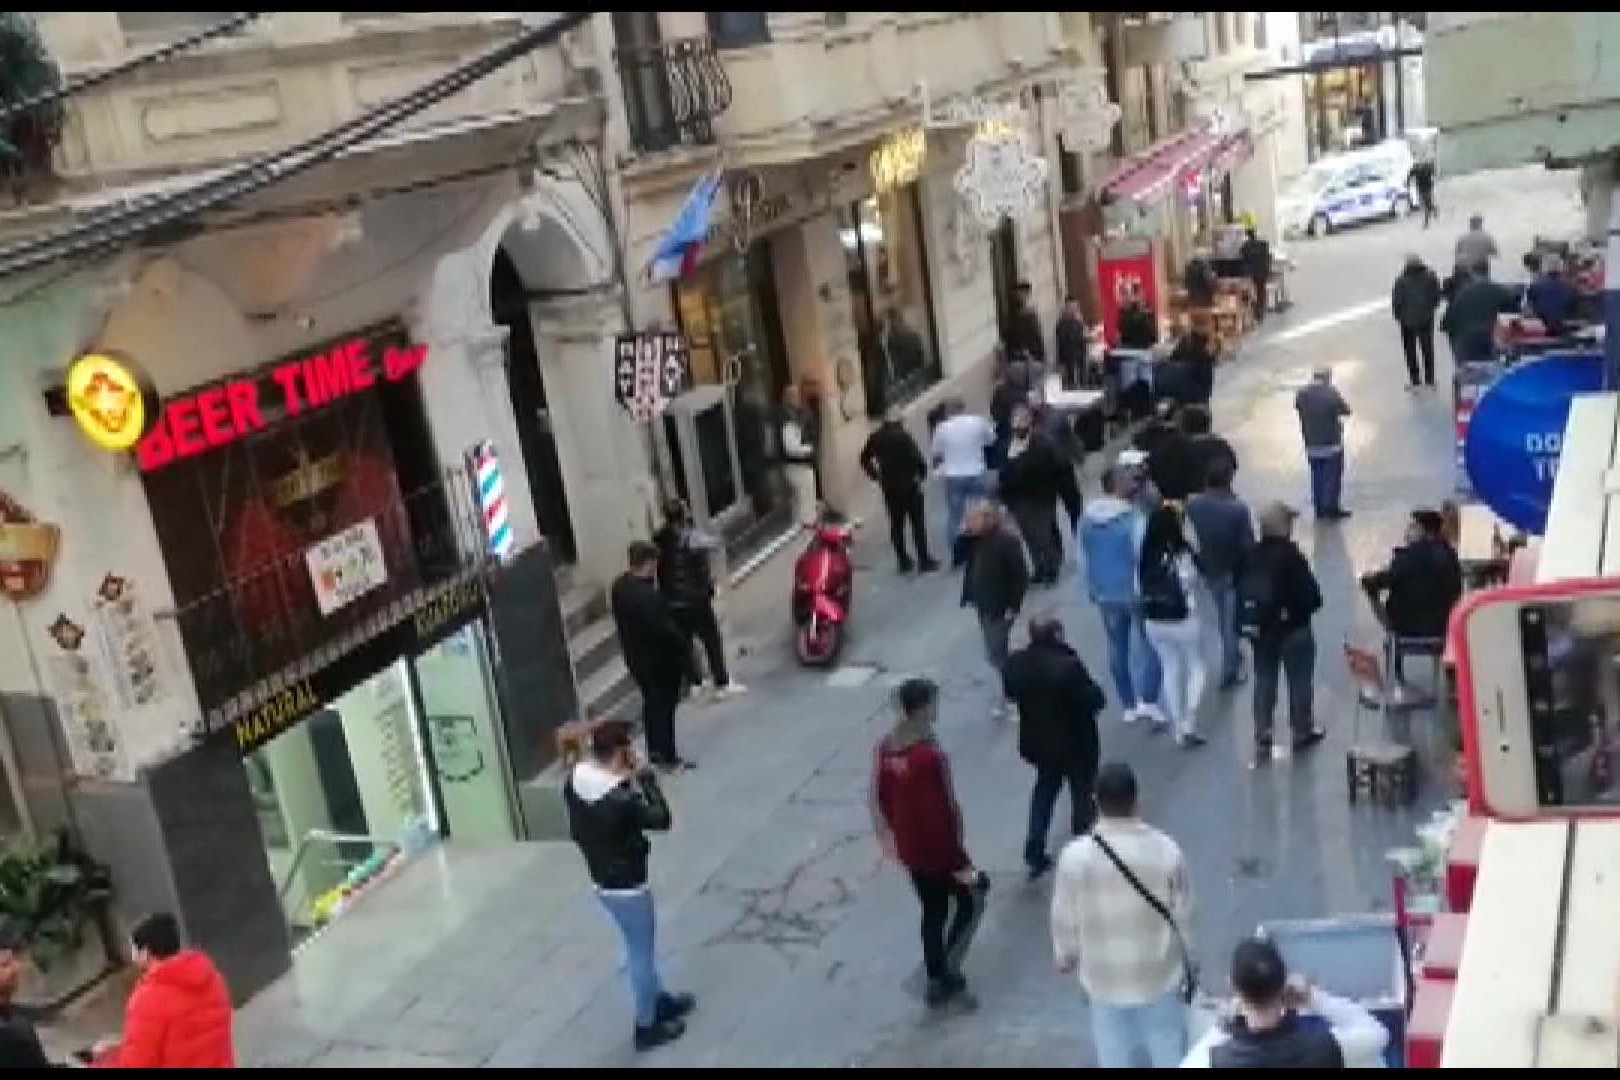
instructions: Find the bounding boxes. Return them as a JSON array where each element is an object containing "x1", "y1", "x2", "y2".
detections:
[{"x1": 1080, "y1": 464, "x2": 1162, "y2": 725}]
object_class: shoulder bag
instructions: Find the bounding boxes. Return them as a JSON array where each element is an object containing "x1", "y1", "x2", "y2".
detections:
[{"x1": 1091, "y1": 832, "x2": 1198, "y2": 1004}]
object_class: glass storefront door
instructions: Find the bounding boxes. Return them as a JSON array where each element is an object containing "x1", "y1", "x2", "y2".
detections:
[
  {"x1": 246, "y1": 620, "x2": 512, "y2": 936},
  {"x1": 840, "y1": 186, "x2": 942, "y2": 414}
]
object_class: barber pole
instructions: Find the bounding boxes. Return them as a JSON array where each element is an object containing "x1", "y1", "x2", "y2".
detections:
[{"x1": 469, "y1": 441, "x2": 515, "y2": 563}]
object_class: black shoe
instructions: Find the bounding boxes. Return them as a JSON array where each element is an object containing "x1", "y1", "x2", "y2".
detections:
[
  {"x1": 897, "y1": 559, "x2": 915, "y2": 575},
  {"x1": 656, "y1": 991, "x2": 696, "y2": 1023},
  {"x1": 1251, "y1": 743, "x2": 1273, "y2": 769},
  {"x1": 634, "y1": 1018, "x2": 687, "y2": 1051},
  {"x1": 1026, "y1": 855, "x2": 1053, "y2": 882},
  {"x1": 1293, "y1": 728, "x2": 1327, "y2": 753},
  {"x1": 919, "y1": 558, "x2": 941, "y2": 572},
  {"x1": 925, "y1": 975, "x2": 967, "y2": 1008}
]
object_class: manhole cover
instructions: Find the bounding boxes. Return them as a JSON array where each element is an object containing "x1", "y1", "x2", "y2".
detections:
[{"x1": 827, "y1": 664, "x2": 880, "y2": 688}]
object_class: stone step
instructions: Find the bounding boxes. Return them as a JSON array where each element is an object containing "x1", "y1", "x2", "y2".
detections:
[
  {"x1": 568, "y1": 614, "x2": 620, "y2": 684},
  {"x1": 560, "y1": 581, "x2": 607, "y2": 639}
]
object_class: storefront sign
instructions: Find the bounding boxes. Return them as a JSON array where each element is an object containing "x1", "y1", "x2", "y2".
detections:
[
  {"x1": 954, "y1": 127, "x2": 1050, "y2": 228},
  {"x1": 135, "y1": 336, "x2": 429, "y2": 473},
  {"x1": 44, "y1": 613, "x2": 123, "y2": 779},
  {"x1": 613, "y1": 333, "x2": 691, "y2": 422},
  {"x1": 229, "y1": 572, "x2": 484, "y2": 754},
  {"x1": 92, "y1": 573, "x2": 163, "y2": 710},
  {"x1": 305, "y1": 518, "x2": 388, "y2": 616},
  {"x1": 0, "y1": 490, "x2": 60, "y2": 602},
  {"x1": 1464, "y1": 352, "x2": 1606, "y2": 533},
  {"x1": 870, "y1": 127, "x2": 927, "y2": 195},
  {"x1": 65, "y1": 351, "x2": 159, "y2": 454}
]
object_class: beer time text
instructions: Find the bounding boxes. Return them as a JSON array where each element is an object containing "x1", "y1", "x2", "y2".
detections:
[{"x1": 137, "y1": 338, "x2": 428, "y2": 472}]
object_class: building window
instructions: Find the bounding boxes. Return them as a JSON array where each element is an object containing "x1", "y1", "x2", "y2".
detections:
[
  {"x1": 1215, "y1": 12, "x2": 1231, "y2": 54},
  {"x1": 1058, "y1": 134, "x2": 1085, "y2": 198},
  {"x1": 1254, "y1": 12, "x2": 1268, "y2": 50},
  {"x1": 825, "y1": 12, "x2": 849, "y2": 29},
  {"x1": 838, "y1": 186, "x2": 942, "y2": 414},
  {"x1": 707, "y1": 12, "x2": 770, "y2": 49}
]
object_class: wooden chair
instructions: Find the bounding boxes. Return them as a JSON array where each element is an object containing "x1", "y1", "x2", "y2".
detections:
[{"x1": 1344, "y1": 642, "x2": 1419, "y2": 807}]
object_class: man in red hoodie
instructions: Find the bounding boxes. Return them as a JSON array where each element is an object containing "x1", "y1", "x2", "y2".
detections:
[
  {"x1": 871, "y1": 677, "x2": 988, "y2": 1007},
  {"x1": 112, "y1": 913, "x2": 234, "y2": 1068}
]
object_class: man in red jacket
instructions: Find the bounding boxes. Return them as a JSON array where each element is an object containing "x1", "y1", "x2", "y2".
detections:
[
  {"x1": 871, "y1": 677, "x2": 988, "y2": 1007},
  {"x1": 111, "y1": 913, "x2": 235, "y2": 1068}
]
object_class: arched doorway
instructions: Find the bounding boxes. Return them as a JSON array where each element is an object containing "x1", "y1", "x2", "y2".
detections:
[{"x1": 491, "y1": 244, "x2": 577, "y2": 564}]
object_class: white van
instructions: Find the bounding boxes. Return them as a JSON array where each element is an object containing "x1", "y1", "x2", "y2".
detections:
[{"x1": 1278, "y1": 139, "x2": 1416, "y2": 237}]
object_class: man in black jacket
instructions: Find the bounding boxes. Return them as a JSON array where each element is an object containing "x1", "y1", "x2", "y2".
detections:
[
  {"x1": 612, "y1": 542, "x2": 694, "y2": 770},
  {"x1": 1361, "y1": 508, "x2": 1464, "y2": 671},
  {"x1": 960, "y1": 503, "x2": 1030, "y2": 717},
  {"x1": 1239, "y1": 229, "x2": 1273, "y2": 322},
  {"x1": 999, "y1": 403, "x2": 1066, "y2": 585},
  {"x1": 1245, "y1": 502, "x2": 1326, "y2": 764},
  {"x1": 1391, "y1": 254, "x2": 1442, "y2": 389},
  {"x1": 1055, "y1": 295, "x2": 1089, "y2": 389},
  {"x1": 1118, "y1": 286, "x2": 1159, "y2": 350},
  {"x1": 1005, "y1": 280, "x2": 1046, "y2": 365},
  {"x1": 860, "y1": 407, "x2": 938, "y2": 574},
  {"x1": 1178, "y1": 404, "x2": 1237, "y2": 499},
  {"x1": 565, "y1": 719, "x2": 695, "y2": 1051},
  {"x1": 653, "y1": 499, "x2": 744, "y2": 699},
  {"x1": 0, "y1": 924, "x2": 50, "y2": 1069},
  {"x1": 1003, "y1": 616, "x2": 1105, "y2": 880}
]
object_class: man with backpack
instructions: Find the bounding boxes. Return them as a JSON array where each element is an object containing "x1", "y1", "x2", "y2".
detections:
[{"x1": 1240, "y1": 502, "x2": 1326, "y2": 765}]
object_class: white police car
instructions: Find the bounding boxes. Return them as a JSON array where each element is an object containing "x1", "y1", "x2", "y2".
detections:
[{"x1": 1279, "y1": 141, "x2": 1416, "y2": 238}]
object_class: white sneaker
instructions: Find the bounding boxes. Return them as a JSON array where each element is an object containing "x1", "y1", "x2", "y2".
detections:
[
  {"x1": 715, "y1": 682, "x2": 747, "y2": 699},
  {"x1": 1121, "y1": 703, "x2": 1141, "y2": 725},
  {"x1": 1272, "y1": 742, "x2": 1291, "y2": 762}
]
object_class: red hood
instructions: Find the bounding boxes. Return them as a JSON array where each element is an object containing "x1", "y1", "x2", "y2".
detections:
[{"x1": 144, "y1": 950, "x2": 223, "y2": 996}]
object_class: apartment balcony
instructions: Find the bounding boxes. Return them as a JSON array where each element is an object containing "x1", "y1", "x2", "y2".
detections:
[
  {"x1": 1427, "y1": 12, "x2": 1620, "y2": 174},
  {"x1": 614, "y1": 35, "x2": 733, "y2": 155},
  {"x1": 711, "y1": 11, "x2": 1067, "y2": 167},
  {"x1": 29, "y1": 12, "x2": 599, "y2": 194}
]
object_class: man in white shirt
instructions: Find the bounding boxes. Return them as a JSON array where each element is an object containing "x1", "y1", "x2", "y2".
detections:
[
  {"x1": 929, "y1": 398, "x2": 994, "y2": 567},
  {"x1": 780, "y1": 384, "x2": 819, "y2": 525},
  {"x1": 1052, "y1": 762, "x2": 1193, "y2": 1068}
]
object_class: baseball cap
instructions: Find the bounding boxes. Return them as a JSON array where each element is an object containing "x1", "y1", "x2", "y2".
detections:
[{"x1": 1257, "y1": 500, "x2": 1299, "y2": 536}]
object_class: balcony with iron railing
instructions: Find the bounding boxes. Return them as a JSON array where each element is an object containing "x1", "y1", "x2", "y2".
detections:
[{"x1": 615, "y1": 34, "x2": 733, "y2": 156}]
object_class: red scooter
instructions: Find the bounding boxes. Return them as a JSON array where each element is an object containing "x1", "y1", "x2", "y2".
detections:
[{"x1": 791, "y1": 511, "x2": 857, "y2": 666}]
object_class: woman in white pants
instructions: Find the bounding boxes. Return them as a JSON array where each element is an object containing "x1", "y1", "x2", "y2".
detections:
[{"x1": 1138, "y1": 503, "x2": 1208, "y2": 748}]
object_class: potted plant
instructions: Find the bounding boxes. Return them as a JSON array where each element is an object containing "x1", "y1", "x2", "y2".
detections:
[{"x1": 0, "y1": 830, "x2": 113, "y2": 1010}]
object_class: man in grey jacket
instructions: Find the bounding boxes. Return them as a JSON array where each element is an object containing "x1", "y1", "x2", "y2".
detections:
[
  {"x1": 1294, "y1": 368, "x2": 1351, "y2": 520},
  {"x1": 1186, "y1": 458, "x2": 1255, "y2": 688}
]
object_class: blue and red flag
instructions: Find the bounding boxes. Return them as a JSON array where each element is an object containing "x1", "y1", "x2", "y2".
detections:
[{"x1": 646, "y1": 168, "x2": 722, "y2": 283}]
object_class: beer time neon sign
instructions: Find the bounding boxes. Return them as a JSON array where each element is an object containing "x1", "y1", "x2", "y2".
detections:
[{"x1": 132, "y1": 337, "x2": 428, "y2": 472}]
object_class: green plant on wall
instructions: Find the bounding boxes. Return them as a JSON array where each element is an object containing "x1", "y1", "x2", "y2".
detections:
[
  {"x1": 0, "y1": 832, "x2": 111, "y2": 972},
  {"x1": 0, "y1": 12, "x2": 65, "y2": 201}
]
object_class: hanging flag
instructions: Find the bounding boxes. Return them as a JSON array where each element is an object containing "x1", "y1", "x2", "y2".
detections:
[
  {"x1": 468, "y1": 441, "x2": 515, "y2": 563},
  {"x1": 647, "y1": 169, "x2": 723, "y2": 283}
]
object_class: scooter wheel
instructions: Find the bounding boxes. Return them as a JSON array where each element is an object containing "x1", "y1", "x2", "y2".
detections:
[{"x1": 795, "y1": 622, "x2": 843, "y2": 667}]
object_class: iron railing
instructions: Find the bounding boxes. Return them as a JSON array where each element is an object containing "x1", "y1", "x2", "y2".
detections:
[{"x1": 615, "y1": 35, "x2": 732, "y2": 154}]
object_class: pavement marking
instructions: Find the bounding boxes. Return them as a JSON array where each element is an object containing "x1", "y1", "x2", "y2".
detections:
[
  {"x1": 827, "y1": 664, "x2": 880, "y2": 687},
  {"x1": 1269, "y1": 296, "x2": 1386, "y2": 345}
]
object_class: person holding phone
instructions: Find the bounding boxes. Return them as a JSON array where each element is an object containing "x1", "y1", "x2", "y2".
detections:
[
  {"x1": 564, "y1": 719, "x2": 696, "y2": 1052},
  {"x1": 871, "y1": 677, "x2": 987, "y2": 1009},
  {"x1": 1180, "y1": 936, "x2": 1387, "y2": 1068}
]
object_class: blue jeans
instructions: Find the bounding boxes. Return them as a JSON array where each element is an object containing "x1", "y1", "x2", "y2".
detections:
[
  {"x1": 1098, "y1": 602, "x2": 1161, "y2": 710},
  {"x1": 1207, "y1": 576, "x2": 1242, "y2": 683},
  {"x1": 943, "y1": 474, "x2": 985, "y2": 562},
  {"x1": 598, "y1": 889, "x2": 664, "y2": 1028},
  {"x1": 1090, "y1": 987, "x2": 1188, "y2": 1068},
  {"x1": 1307, "y1": 449, "x2": 1344, "y2": 515}
]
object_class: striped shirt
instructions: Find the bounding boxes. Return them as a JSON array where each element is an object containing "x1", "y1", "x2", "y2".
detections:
[{"x1": 1051, "y1": 817, "x2": 1194, "y2": 1006}]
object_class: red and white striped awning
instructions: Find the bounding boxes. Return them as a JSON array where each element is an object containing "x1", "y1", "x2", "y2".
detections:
[{"x1": 1097, "y1": 125, "x2": 1254, "y2": 206}]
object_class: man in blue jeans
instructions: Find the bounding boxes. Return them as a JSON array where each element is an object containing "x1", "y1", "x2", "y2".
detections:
[
  {"x1": 1080, "y1": 465, "x2": 1163, "y2": 725},
  {"x1": 1294, "y1": 367, "x2": 1352, "y2": 520},
  {"x1": 1187, "y1": 457, "x2": 1255, "y2": 688},
  {"x1": 564, "y1": 719, "x2": 695, "y2": 1051},
  {"x1": 1052, "y1": 762, "x2": 1194, "y2": 1067},
  {"x1": 929, "y1": 399, "x2": 994, "y2": 564}
]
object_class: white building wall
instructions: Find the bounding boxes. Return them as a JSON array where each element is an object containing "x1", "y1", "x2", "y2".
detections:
[{"x1": 0, "y1": 178, "x2": 571, "y2": 778}]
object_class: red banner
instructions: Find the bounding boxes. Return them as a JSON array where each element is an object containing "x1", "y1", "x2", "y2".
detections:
[{"x1": 1097, "y1": 239, "x2": 1159, "y2": 347}]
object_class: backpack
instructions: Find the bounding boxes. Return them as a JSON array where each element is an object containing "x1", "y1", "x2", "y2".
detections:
[
  {"x1": 1237, "y1": 550, "x2": 1282, "y2": 640},
  {"x1": 1139, "y1": 547, "x2": 1189, "y2": 622}
]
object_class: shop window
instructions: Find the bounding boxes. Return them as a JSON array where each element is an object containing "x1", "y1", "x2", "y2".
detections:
[
  {"x1": 1253, "y1": 12, "x2": 1268, "y2": 50},
  {"x1": 707, "y1": 12, "x2": 770, "y2": 49},
  {"x1": 839, "y1": 186, "x2": 942, "y2": 415},
  {"x1": 140, "y1": 325, "x2": 459, "y2": 714}
]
